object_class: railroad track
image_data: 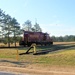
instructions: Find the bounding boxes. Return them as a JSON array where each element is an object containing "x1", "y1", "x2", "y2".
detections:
[{"x1": 0, "y1": 46, "x2": 21, "y2": 49}]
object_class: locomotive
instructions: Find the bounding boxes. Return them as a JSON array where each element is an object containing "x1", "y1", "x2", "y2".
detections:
[{"x1": 19, "y1": 31, "x2": 53, "y2": 46}]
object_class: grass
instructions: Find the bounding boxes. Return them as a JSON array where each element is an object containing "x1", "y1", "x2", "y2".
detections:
[
  {"x1": 38, "y1": 50, "x2": 75, "y2": 65},
  {"x1": 0, "y1": 42, "x2": 75, "y2": 67}
]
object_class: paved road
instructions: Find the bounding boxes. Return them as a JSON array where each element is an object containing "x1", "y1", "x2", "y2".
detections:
[{"x1": 0, "y1": 71, "x2": 29, "y2": 75}]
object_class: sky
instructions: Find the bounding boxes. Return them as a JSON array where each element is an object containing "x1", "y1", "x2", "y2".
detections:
[{"x1": 0, "y1": 0, "x2": 75, "y2": 36}]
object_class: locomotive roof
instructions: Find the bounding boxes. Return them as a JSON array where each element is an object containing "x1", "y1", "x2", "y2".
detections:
[{"x1": 24, "y1": 31, "x2": 48, "y2": 34}]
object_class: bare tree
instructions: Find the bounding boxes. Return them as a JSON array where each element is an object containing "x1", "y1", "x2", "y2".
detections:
[{"x1": 22, "y1": 20, "x2": 32, "y2": 31}]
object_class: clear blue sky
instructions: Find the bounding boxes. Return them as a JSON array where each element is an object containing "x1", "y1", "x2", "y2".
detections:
[{"x1": 0, "y1": 0, "x2": 75, "y2": 36}]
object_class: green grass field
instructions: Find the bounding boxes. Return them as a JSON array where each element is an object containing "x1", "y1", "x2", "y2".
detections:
[{"x1": 0, "y1": 42, "x2": 75, "y2": 67}]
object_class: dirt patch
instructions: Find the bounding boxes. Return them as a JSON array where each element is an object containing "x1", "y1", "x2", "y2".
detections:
[
  {"x1": 0, "y1": 66, "x2": 75, "y2": 75},
  {"x1": 0, "y1": 61, "x2": 75, "y2": 75}
]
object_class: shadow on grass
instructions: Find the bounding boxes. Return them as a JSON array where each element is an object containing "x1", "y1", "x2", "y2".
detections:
[
  {"x1": 0, "y1": 59, "x2": 31, "y2": 67},
  {"x1": 18, "y1": 44, "x2": 75, "y2": 55},
  {"x1": 0, "y1": 59, "x2": 45, "y2": 66},
  {"x1": 33, "y1": 44, "x2": 75, "y2": 55}
]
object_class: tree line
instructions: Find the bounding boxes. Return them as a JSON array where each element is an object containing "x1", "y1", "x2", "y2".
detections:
[
  {"x1": 0, "y1": 8, "x2": 75, "y2": 47},
  {"x1": 0, "y1": 9, "x2": 42, "y2": 47},
  {"x1": 51, "y1": 35, "x2": 75, "y2": 42}
]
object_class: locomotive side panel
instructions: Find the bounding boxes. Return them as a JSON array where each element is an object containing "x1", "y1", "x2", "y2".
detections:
[{"x1": 28, "y1": 32, "x2": 40, "y2": 42}]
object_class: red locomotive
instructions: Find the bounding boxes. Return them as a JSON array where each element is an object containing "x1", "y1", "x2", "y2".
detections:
[{"x1": 19, "y1": 31, "x2": 53, "y2": 46}]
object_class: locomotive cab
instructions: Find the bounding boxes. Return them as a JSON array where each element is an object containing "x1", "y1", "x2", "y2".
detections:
[
  {"x1": 24, "y1": 33, "x2": 29, "y2": 44},
  {"x1": 19, "y1": 32, "x2": 29, "y2": 46}
]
